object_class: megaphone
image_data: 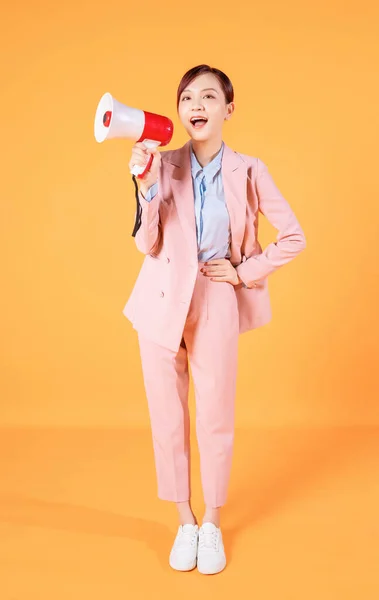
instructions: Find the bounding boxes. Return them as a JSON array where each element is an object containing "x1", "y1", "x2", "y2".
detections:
[{"x1": 94, "y1": 92, "x2": 174, "y2": 179}]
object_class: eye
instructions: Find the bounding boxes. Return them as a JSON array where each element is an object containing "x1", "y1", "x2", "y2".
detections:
[
  {"x1": 181, "y1": 96, "x2": 190, "y2": 101},
  {"x1": 204, "y1": 95, "x2": 214, "y2": 99}
]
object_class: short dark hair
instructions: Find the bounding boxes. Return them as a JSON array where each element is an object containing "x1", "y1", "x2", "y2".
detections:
[{"x1": 176, "y1": 64, "x2": 234, "y2": 111}]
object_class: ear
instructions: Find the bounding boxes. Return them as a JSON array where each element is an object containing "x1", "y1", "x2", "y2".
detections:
[{"x1": 225, "y1": 102, "x2": 235, "y2": 120}]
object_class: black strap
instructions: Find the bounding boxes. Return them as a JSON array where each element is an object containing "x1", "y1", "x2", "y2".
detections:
[{"x1": 131, "y1": 174, "x2": 142, "y2": 237}]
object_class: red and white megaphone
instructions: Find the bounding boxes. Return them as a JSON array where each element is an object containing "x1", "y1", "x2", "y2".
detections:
[{"x1": 94, "y1": 92, "x2": 174, "y2": 179}]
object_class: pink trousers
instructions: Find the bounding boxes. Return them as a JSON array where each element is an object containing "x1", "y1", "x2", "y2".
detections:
[{"x1": 137, "y1": 261, "x2": 240, "y2": 508}]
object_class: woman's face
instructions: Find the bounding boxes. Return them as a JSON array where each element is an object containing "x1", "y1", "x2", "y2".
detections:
[{"x1": 178, "y1": 73, "x2": 234, "y2": 142}]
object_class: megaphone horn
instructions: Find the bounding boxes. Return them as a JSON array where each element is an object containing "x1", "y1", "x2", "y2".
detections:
[{"x1": 94, "y1": 92, "x2": 174, "y2": 176}]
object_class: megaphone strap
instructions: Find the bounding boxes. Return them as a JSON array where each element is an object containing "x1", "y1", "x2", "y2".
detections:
[{"x1": 131, "y1": 175, "x2": 142, "y2": 237}]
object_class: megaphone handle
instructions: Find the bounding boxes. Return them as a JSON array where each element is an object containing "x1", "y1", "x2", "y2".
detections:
[
  {"x1": 130, "y1": 139, "x2": 160, "y2": 178},
  {"x1": 136, "y1": 153, "x2": 154, "y2": 180}
]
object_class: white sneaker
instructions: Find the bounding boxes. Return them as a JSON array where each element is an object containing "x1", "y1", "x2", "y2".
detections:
[
  {"x1": 197, "y1": 522, "x2": 226, "y2": 575},
  {"x1": 169, "y1": 523, "x2": 199, "y2": 571}
]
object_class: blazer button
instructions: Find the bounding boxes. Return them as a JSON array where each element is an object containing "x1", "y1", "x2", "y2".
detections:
[{"x1": 160, "y1": 291, "x2": 164, "y2": 297}]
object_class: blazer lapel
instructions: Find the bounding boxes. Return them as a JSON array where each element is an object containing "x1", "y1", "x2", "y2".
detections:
[
  {"x1": 167, "y1": 141, "x2": 198, "y2": 260},
  {"x1": 167, "y1": 140, "x2": 247, "y2": 265},
  {"x1": 222, "y1": 143, "x2": 248, "y2": 265}
]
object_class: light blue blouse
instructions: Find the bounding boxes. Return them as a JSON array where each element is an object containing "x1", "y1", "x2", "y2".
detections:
[{"x1": 142, "y1": 141, "x2": 232, "y2": 263}]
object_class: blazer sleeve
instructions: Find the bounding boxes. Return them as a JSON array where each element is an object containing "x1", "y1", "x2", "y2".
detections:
[
  {"x1": 236, "y1": 158, "x2": 306, "y2": 288},
  {"x1": 134, "y1": 187, "x2": 162, "y2": 255}
]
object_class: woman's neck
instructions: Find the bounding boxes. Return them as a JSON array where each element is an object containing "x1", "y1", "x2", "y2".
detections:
[{"x1": 190, "y1": 137, "x2": 223, "y2": 168}]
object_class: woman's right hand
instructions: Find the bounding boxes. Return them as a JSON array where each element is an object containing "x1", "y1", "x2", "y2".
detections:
[{"x1": 128, "y1": 142, "x2": 161, "y2": 194}]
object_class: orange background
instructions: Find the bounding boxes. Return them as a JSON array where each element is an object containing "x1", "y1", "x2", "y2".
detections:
[{"x1": 1, "y1": 0, "x2": 378, "y2": 598}]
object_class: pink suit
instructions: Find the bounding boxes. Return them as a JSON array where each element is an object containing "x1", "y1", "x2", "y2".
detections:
[{"x1": 123, "y1": 140, "x2": 306, "y2": 506}]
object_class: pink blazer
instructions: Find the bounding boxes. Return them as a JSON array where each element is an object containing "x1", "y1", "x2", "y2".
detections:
[{"x1": 123, "y1": 140, "x2": 306, "y2": 352}]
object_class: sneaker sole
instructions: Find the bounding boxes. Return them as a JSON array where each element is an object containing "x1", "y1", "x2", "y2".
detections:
[
  {"x1": 169, "y1": 557, "x2": 197, "y2": 572},
  {"x1": 197, "y1": 559, "x2": 226, "y2": 575}
]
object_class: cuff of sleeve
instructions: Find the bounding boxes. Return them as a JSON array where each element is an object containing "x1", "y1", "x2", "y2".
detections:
[
  {"x1": 236, "y1": 268, "x2": 258, "y2": 289},
  {"x1": 140, "y1": 182, "x2": 158, "y2": 203},
  {"x1": 236, "y1": 271, "x2": 248, "y2": 288}
]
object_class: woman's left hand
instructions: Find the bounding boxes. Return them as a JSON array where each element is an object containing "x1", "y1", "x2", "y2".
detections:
[{"x1": 200, "y1": 258, "x2": 241, "y2": 286}]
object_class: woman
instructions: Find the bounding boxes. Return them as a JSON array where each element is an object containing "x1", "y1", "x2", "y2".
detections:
[{"x1": 123, "y1": 64, "x2": 306, "y2": 574}]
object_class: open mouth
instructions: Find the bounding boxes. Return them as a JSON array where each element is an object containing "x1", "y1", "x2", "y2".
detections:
[{"x1": 190, "y1": 116, "x2": 208, "y2": 129}]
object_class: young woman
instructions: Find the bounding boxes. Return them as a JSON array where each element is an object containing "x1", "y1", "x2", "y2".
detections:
[{"x1": 123, "y1": 64, "x2": 306, "y2": 574}]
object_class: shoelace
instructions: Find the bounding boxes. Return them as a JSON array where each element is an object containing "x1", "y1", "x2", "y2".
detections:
[
  {"x1": 175, "y1": 527, "x2": 198, "y2": 549},
  {"x1": 199, "y1": 530, "x2": 218, "y2": 550}
]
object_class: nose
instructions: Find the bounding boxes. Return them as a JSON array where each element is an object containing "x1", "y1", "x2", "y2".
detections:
[{"x1": 191, "y1": 99, "x2": 205, "y2": 111}]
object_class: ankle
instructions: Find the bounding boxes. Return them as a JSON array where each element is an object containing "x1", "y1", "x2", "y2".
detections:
[
  {"x1": 176, "y1": 501, "x2": 197, "y2": 526},
  {"x1": 202, "y1": 507, "x2": 221, "y2": 528},
  {"x1": 179, "y1": 516, "x2": 197, "y2": 526},
  {"x1": 202, "y1": 518, "x2": 220, "y2": 528}
]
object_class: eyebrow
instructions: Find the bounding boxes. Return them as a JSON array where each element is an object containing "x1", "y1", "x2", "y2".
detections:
[{"x1": 182, "y1": 87, "x2": 219, "y2": 94}]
